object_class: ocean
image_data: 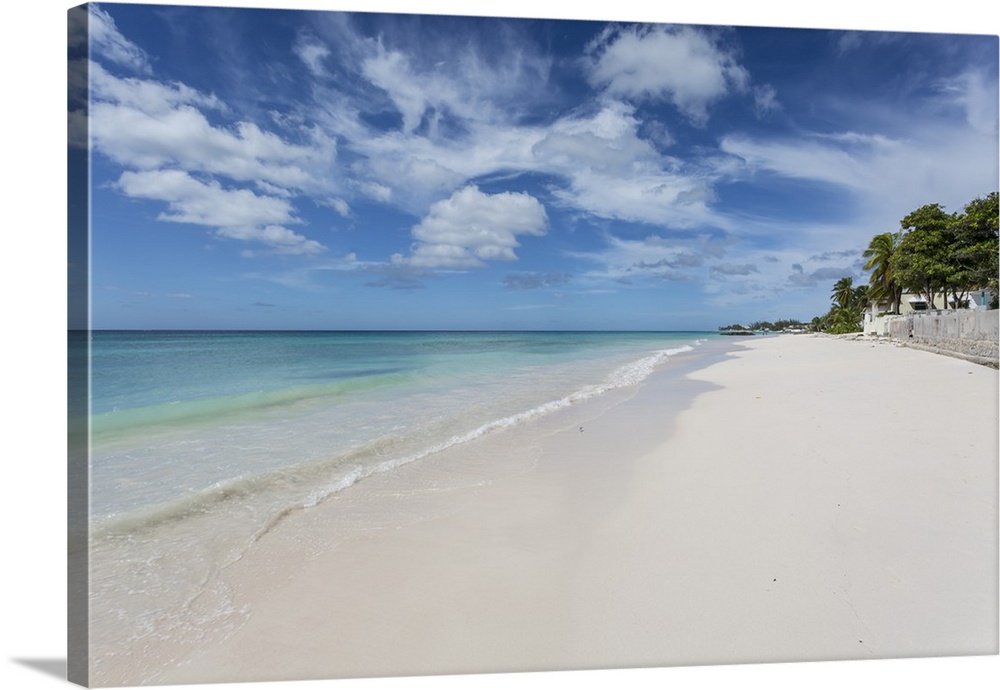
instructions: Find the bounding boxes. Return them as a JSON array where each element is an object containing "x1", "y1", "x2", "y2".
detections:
[{"x1": 77, "y1": 330, "x2": 716, "y2": 681}]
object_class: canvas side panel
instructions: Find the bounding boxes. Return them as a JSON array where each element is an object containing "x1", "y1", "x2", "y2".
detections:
[{"x1": 67, "y1": 4, "x2": 90, "y2": 687}]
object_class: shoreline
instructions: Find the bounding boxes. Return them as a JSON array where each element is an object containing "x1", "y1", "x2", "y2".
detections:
[{"x1": 101, "y1": 335, "x2": 997, "y2": 686}]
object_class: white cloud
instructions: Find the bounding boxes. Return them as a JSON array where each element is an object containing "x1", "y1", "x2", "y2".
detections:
[
  {"x1": 88, "y1": 54, "x2": 341, "y2": 258},
  {"x1": 309, "y1": 22, "x2": 738, "y2": 230},
  {"x1": 357, "y1": 30, "x2": 552, "y2": 135},
  {"x1": 90, "y1": 64, "x2": 336, "y2": 192},
  {"x1": 235, "y1": 226, "x2": 326, "y2": 256},
  {"x1": 586, "y1": 25, "x2": 749, "y2": 124},
  {"x1": 89, "y1": 4, "x2": 151, "y2": 73},
  {"x1": 294, "y1": 36, "x2": 331, "y2": 77},
  {"x1": 362, "y1": 48, "x2": 434, "y2": 133},
  {"x1": 351, "y1": 99, "x2": 727, "y2": 229},
  {"x1": 116, "y1": 169, "x2": 296, "y2": 227},
  {"x1": 720, "y1": 134, "x2": 876, "y2": 189},
  {"x1": 551, "y1": 167, "x2": 720, "y2": 229},
  {"x1": 720, "y1": 116, "x2": 997, "y2": 224},
  {"x1": 395, "y1": 186, "x2": 548, "y2": 269},
  {"x1": 946, "y1": 70, "x2": 999, "y2": 135},
  {"x1": 753, "y1": 84, "x2": 780, "y2": 116},
  {"x1": 532, "y1": 100, "x2": 658, "y2": 171},
  {"x1": 570, "y1": 233, "x2": 709, "y2": 283},
  {"x1": 89, "y1": 61, "x2": 223, "y2": 115},
  {"x1": 326, "y1": 197, "x2": 351, "y2": 217},
  {"x1": 114, "y1": 170, "x2": 325, "y2": 255},
  {"x1": 357, "y1": 181, "x2": 393, "y2": 203}
]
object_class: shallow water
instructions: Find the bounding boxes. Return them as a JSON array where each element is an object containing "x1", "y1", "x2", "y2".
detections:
[{"x1": 78, "y1": 330, "x2": 718, "y2": 683}]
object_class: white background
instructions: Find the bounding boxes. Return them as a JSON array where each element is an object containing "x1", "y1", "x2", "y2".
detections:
[{"x1": 2, "y1": 1, "x2": 997, "y2": 689}]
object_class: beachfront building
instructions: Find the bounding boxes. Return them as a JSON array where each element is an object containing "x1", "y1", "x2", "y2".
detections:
[{"x1": 862, "y1": 287, "x2": 995, "y2": 335}]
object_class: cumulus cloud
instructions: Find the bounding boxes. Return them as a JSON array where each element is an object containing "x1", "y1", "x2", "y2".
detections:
[
  {"x1": 325, "y1": 197, "x2": 351, "y2": 217},
  {"x1": 394, "y1": 186, "x2": 548, "y2": 269},
  {"x1": 585, "y1": 25, "x2": 750, "y2": 124},
  {"x1": 532, "y1": 101, "x2": 653, "y2": 168},
  {"x1": 353, "y1": 97, "x2": 726, "y2": 229},
  {"x1": 312, "y1": 22, "x2": 742, "y2": 231},
  {"x1": 531, "y1": 101, "x2": 723, "y2": 225},
  {"x1": 357, "y1": 181, "x2": 393, "y2": 202},
  {"x1": 90, "y1": 64, "x2": 336, "y2": 190},
  {"x1": 88, "y1": 47, "x2": 338, "y2": 259},
  {"x1": 116, "y1": 170, "x2": 293, "y2": 226},
  {"x1": 315, "y1": 20, "x2": 740, "y2": 231},
  {"x1": 115, "y1": 170, "x2": 325, "y2": 255}
]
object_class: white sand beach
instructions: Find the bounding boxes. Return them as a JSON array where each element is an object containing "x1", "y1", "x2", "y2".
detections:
[{"x1": 133, "y1": 335, "x2": 998, "y2": 686}]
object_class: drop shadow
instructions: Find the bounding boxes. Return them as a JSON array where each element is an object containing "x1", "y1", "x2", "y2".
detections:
[{"x1": 11, "y1": 658, "x2": 67, "y2": 681}]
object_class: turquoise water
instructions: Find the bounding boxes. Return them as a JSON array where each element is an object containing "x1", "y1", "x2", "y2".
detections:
[
  {"x1": 83, "y1": 330, "x2": 713, "y2": 527},
  {"x1": 80, "y1": 330, "x2": 717, "y2": 676}
]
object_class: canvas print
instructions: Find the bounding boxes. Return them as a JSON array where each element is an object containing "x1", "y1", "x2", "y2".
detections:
[{"x1": 67, "y1": 2, "x2": 998, "y2": 687}]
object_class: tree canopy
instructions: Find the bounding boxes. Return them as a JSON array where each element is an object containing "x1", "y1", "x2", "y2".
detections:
[
  {"x1": 724, "y1": 191, "x2": 997, "y2": 335},
  {"x1": 889, "y1": 193, "x2": 998, "y2": 311},
  {"x1": 814, "y1": 191, "x2": 995, "y2": 333}
]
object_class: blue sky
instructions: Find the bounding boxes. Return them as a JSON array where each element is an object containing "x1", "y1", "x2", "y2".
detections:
[{"x1": 77, "y1": 2, "x2": 998, "y2": 330}]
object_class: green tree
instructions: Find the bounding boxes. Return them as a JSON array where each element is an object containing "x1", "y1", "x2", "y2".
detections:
[
  {"x1": 949, "y1": 192, "x2": 998, "y2": 307},
  {"x1": 892, "y1": 203, "x2": 955, "y2": 310},
  {"x1": 831, "y1": 276, "x2": 855, "y2": 310},
  {"x1": 852, "y1": 284, "x2": 869, "y2": 312},
  {"x1": 818, "y1": 276, "x2": 864, "y2": 333},
  {"x1": 862, "y1": 231, "x2": 902, "y2": 313},
  {"x1": 827, "y1": 306, "x2": 861, "y2": 334}
]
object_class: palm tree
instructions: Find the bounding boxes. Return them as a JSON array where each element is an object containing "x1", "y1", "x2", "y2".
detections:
[
  {"x1": 852, "y1": 284, "x2": 869, "y2": 312},
  {"x1": 862, "y1": 232, "x2": 901, "y2": 314},
  {"x1": 828, "y1": 306, "x2": 862, "y2": 334},
  {"x1": 832, "y1": 276, "x2": 855, "y2": 310}
]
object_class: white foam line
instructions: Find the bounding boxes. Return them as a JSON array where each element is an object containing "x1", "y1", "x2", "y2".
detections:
[
  {"x1": 303, "y1": 344, "x2": 695, "y2": 508},
  {"x1": 94, "y1": 343, "x2": 699, "y2": 534}
]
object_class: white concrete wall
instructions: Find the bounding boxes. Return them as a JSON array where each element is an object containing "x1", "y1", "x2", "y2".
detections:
[{"x1": 884, "y1": 309, "x2": 999, "y2": 365}]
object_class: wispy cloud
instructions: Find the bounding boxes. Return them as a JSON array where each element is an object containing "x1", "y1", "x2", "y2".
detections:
[
  {"x1": 89, "y1": 4, "x2": 151, "y2": 73},
  {"x1": 503, "y1": 272, "x2": 571, "y2": 290}
]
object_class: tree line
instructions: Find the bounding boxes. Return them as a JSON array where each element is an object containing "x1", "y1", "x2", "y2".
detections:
[
  {"x1": 719, "y1": 192, "x2": 997, "y2": 335},
  {"x1": 812, "y1": 191, "x2": 998, "y2": 334},
  {"x1": 718, "y1": 319, "x2": 805, "y2": 333}
]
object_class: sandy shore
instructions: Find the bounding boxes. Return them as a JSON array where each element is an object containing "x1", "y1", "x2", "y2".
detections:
[{"x1": 155, "y1": 335, "x2": 998, "y2": 686}]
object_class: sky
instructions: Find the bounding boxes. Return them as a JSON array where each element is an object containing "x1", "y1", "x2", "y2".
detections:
[
  {"x1": 75, "y1": 2, "x2": 999, "y2": 331},
  {"x1": 2, "y1": 7, "x2": 998, "y2": 690}
]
